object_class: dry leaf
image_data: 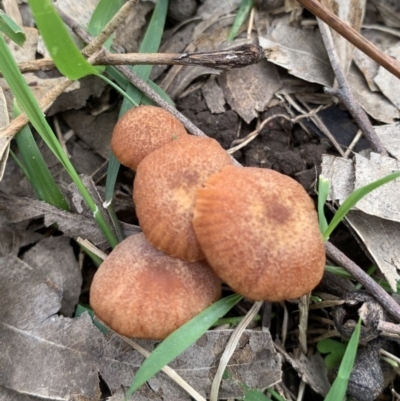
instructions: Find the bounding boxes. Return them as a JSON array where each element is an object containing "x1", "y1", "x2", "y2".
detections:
[
  {"x1": 218, "y1": 60, "x2": 282, "y2": 123},
  {"x1": 370, "y1": 0, "x2": 400, "y2": 28},
  {"x1": 0, "y1": 252, "x2": 281, "y2": 400},
  {"x1": 321, "y1": 153, "x2": 400, "y2": 290},
  {"x1": 374, "y1": 43, "x2": 400, "y2": 109},
  {"x1": 0, "y1": 191, "x2": 141, "y2": 248},
  {"x1": 275, "y1": 343, "x2": 330, "y2": 396},
  {"x1": 197, "y1": 0, "x2": 242, "y2": 19},
  {"x1": 348, "y1": 65, "x2": 400, "y2": 123},
  {"x1": 320, "y1": 0, "x2": 366, "y2": 75},
  {"x1": 375, "y1": 123, "x2": 400, "y2": 160},
  {"x1": 21, "y1": 236, "x2": 82, "y2": 316},
  {"x1": 354, "y1": 153, "x2": 400, "y2": 223},
  {"x1": 259, "y1": 23, "x2": 334, "y2": 87},
  {"x1": 202, "y1": 76, "x2": 226, "y2": 114},
  {"x1": 346, "y1": 210, "x2": 400, "y2": 291}
]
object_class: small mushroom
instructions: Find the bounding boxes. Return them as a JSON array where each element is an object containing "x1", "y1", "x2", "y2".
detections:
[
  {"x1": 111, "y1": 105, "x2": 187, "y2": 170},
  {"x1": 90, "y1": 233, "x2": 221, "y2": 340},
  {"x1": 193, "y1": 165, "x2": 325, "y2": 301},
  {"x1": 133, "y1": 135, "x2": 232, "y2": 261}
]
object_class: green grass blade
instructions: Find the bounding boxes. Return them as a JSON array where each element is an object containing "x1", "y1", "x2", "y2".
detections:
[
  {"x1": 0, "y1": 34, "x2": 118, "y2": 247},
  {"x1": 323, "y1": 171, "x2": 400, "y2": 241},
  {"x1": 13, "y1": 103, "x2": 69, "y2": 210},
  {"x1": 324, "y1": 319, "x2": 361, "y2": 401},
  {"x1": 105, "y1": 0, "x2": 168, "y2": 208},
  {"x1": 0, "y1": 11, "x2": 25, "y2": 45},
  {"x1": 244, "y1": 389, "x2": 272, "y2": 401},
  {"x1": 228, "y1": 0, "x2": 254, "y2": 41},
  {"x1": 119, "y1": 0, "x2": 168, "y2": 115},
  {"x1": 318, "y1": 176, "x2": 330, "y2": 235},
  {"x1": 88, "y1": 0, "x2": 125, "y2": 37},
  {"x1": 28, "y1": 0, "x2": 98, "y2": 79},
  {"x1": 125, "y1": 294, "x2": 243, "y2": 399}
]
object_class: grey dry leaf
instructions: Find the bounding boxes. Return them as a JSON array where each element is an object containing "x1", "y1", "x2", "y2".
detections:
[
  {"x1": 274, "y1": 343, "x2": 330, "y2": 396},
  {"x1": 346, "y1": 210, "x2": 400, "y2": 292},
  {"x1": 374, "y1": 43, "x2": 400, "y2": 110},
  {"x1": 21, "y1": 236, "x2": 82, "y2": 317},
  {"x1": 259, "y1": 22, "x2": 334, "y2": 87},
  {"x1": 374, "y1": 123, "x2": 400, "y2": 160},
  {"x1": 347, "y1": 64, "x2": 400, "y2": 123},
  {"x1": 202, "y1": 75, "x2": 226, "y2": 114},
  {"x1": 0, "y1": 191, "x2": 109, "y2": 246},
  {"x1": 197, "y1": 0, "x2": 242, "y2": 19},
  {"x1": 0, "y1": 251, "x2": 281, "y2": 400},
  {"x1": 353, "y1": 28, "x2": 399, "y2": 93},
  {"x1": 218, "y1": 60, "x2": 282, "y2": 123},
  {"x1": 354, "y1": 152, "x2": 400, "y2": 223},
  {"x1": 370, "y1": 0, "x2": 400, "y2": 28},
  {"x1": 320, "y1": 0, "x2": 366, "y2": 75},
  {"x1": 321, "y1": 153, "x2": 400, "y2": 291},
  {"x1": 321, "y1": 153, "x2": 400, "y2": 221}
]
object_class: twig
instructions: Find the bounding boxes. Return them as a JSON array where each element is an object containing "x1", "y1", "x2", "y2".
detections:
[
  {"x1": 227, "y1": 106, "x2": 324, "y2": 154},
  {"x1": 285, "y1": 94, "x2": 346, "y2": 157},
  {"x1": 325, "y1": 241, "x2": 400, "y2": 323},
  {"x1": 10, "y1": 45, "x2": 264, "y2": 75},
  {"x1": 83, "y1": 0, "x2": 139, "y2": 56},
  {"x1": 295, "y1": 0, "x2": 400, "y2": 79},
  {"x1": 377, "y1": 320, "x2": 400, "y2": 336},
  {"x1": 317, "y1": 19, "x2": 387, "y2": 156},
  {"x1": 209, "y1": 301, "x2": 263, "y2": 401}
]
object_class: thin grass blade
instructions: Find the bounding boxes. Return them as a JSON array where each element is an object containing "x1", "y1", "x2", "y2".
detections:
[
  {"x1": 323, "y1": 171, "x2": 400, "y2": 241},
  {"x1": 28, "y1": 0, "x2": 98, "y2": 79},
  {"x1": 243, "y1": 389, "x2": 272, "y2": 401},
  {"x1": 119, "y1": 0, "x2": 168, "y2": 116},
  {"x1": 105, "y1": 0, "x2": 169, "y2": 206},
  {"x1": 0, "y1": 10, "x2": 25, "y2": 45},
  {"x1": 88, "y1": 0, "x2": 125, "y2": 37},
  {"x1": 228, "y1": 0, "x2": 254, "y2": 41},
  {"x1": 0, "y1": 34, "x2": 118, "y2": 247},
  {"x1": 125, "y1": 294, "x2": 243, "y2": 399},
  {"x1": 13, "y1": 103, "x2": 69, "y2": 210},
  {"x1": 323, "y1": 318, "x2": 361, "y2": 401},
  {"x1": 318, "y1": 176, "x2": 329, "y2": 235}
]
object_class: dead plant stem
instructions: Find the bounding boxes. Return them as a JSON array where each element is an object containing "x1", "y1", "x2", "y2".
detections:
[
  {"x1": 317, "y1": 19, "x2": 387, "y2": 156},
  {"x1": 325, "y1": 241, "x2": 400, "y2": 323}
]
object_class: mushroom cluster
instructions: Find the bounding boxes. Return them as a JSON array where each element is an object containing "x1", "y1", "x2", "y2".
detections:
[{"x1": 90, "y1": 105, "x2": 325, "y2": 339}]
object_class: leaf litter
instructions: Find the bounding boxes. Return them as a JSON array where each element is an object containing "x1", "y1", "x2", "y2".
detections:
[{"x1": 1, "y1": 0, "x2": 400, "y2": 399}]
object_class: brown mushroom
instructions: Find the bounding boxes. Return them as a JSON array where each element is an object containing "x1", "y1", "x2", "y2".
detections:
[
  {"x1": 193, "y1": 165, "x2": 325, "y2": 301},
  {"x1": 90, "y1": 233, "x2": 221, "y2": 340},
  {"x1": 111, "y1": 105, "x2": 187, "y2": 170},
  {"x1": 133, "y1": 135, "x2": 232, "y2": 262}
]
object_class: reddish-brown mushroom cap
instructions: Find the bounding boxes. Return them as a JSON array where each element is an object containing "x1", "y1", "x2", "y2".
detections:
[
  {"x1": 193, "y1": 165, "x2": 325, "y2": 301},
  {"x1": 133, "y1": 135, "x2": 232, "y2": 262},
  {"x1": 90, "y1": 233, "x2": 221, "y2": 340},
  {"x1": 111, "y1": 105, "x2": 187, "y2": 170}
]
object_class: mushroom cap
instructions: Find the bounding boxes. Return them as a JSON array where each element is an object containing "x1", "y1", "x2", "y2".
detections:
[
  {"x1": 193, "y1": 165, "x2": 325, "y2": 301},
  {"x1": 90, "y1": 233, "x2": 221, "y2": 340},
  {"x1": 111, "y1": 105, "x2": 187, "y2": 170},
  {"x1": 133, "y1": 135, "x2": 232, "y2": 261}
]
